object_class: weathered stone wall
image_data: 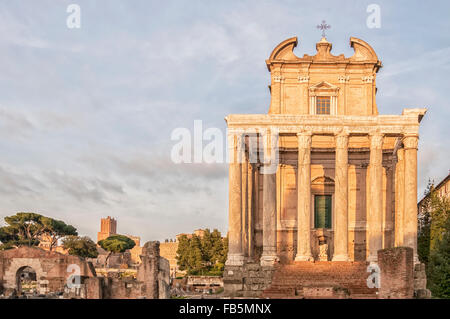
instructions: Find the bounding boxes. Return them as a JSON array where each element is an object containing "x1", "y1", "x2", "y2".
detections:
[
  {"x1": 378, "y1": 247, "x2": 414, "y2": 299},
  {"x1": 85, "y1": 277, "x2": 103, "y2": 299},
  {"x1": 413, "y1": 263, "x2": 432, "y2": 298},
  {"x1": 137, "y1": 241, "x2": 160, "y2": 298},
  {"x1": 158, "y1": 257, "x2": 170, "y2": 299},
  {"x1": 224, "y1": 263, "x2": 275, "y2": 298}
]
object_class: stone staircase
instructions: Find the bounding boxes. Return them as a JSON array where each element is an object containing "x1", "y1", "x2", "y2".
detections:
[{"x1": 261, "y1": 261, "x2": 379, "y2": 299}]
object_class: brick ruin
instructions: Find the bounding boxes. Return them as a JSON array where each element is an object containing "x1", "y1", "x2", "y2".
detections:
[{"x1": 0, "y1": 241, "x2": 170, "y2": 299}]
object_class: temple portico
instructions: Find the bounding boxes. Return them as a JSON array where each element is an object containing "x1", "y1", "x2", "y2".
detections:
[
  {"x1": 225, "y1": 112, "x2": 425, "y2": 266},
  {"x1": 223, "y1": 35, "x2": 426, "y2": 297}
]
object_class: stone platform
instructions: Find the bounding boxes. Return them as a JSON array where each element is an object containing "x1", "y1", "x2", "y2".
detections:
[{"x1": 262, "y1": 261, "x2": 378, "y2": 299}]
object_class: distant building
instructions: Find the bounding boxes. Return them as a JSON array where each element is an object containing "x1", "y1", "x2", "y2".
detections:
[
  {"x1": 418, "y1": 173, "x2": 450, "y2": 210},
  {"x1": 160, "y1": 241, "x2": 179, "y2": 278},
  {"x1": 38, "y1": 234, "x2": 69, "y2": 254},
  {"x1": 176, "y1": 229, "x2": 206, "y2": 241},
  {"x1": 94, "y1": 217, "x2": 142, "y2": 267},
  {"x1": 127, "y1": 235, "x2": 143, "y2": 265},
  {"x1": 417, "y1": 172, "x2": 450, "y2": 231},
  {"x1": 97, "y1": 216, "x2": 117, "y2": 242}
]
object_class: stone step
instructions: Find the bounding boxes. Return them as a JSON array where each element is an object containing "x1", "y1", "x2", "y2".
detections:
[{"x1": 262, "y1": 262, "x2": 378, "y2": 299}]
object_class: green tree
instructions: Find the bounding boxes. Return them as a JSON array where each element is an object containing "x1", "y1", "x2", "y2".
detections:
[
  {"x1": 0, "y1": 212, "x2": 78, "y2": 251},
  {"x1": 429, "y1": 193, "x2": 450, "y2": 254},
  {"x1": 189, "y1": 235, "x2": 204, "y2": 274},
  {"x1": 418, "y1": 213, "x2": 431, "y2": 265},
  {"x1": 419, "y1": 180, "x2": 450, "y2": 298},
  {"x1": 40, "y1": 217, "x2": 78, "y2": 251},
  {"x1": 63, "y1": 236, "x2": 99, "y2": 258},
  {"x1": 176, "y1": 229, "x2": 228, "y2": 276},
  {"x1": 176, "y1": 234, "x2": 190, "y2": 272},
  {"x1": 98, "y1": 235, "x2": 136, "y2": 267},
  {"x1": 427, "y1": 217, "x2": 450, "y2": 298},
  {"x1": 2, "y1": 212, "x2": 44, "y2": 247},
  {"x1": 0, "y1": 226, "x2": 19, "y2": 250}
]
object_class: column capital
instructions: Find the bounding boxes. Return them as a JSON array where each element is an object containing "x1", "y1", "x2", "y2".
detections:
[
  {"x1": 297, "y1": 132, "x2": 312, "y2": 149},
  {"x1": 369, "y1": 132, "x2": 384, "y2": 149},
  {"x1": 296, "y1": 130, "x2": 312, "y2": 137},
  {"x1": 335, "y1": 133, "x2": 349, "y2": 149},
  {"x1": 402, "y1": 134, "x2": 419, "y2": 150},
  {"x1": 228, "y1": 133, "x2": 245, "y2": 164}
]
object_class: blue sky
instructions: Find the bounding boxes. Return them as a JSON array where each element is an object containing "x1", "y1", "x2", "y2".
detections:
[{"x1": 0, "y1": 1, "x2": 448, "y2": 242}]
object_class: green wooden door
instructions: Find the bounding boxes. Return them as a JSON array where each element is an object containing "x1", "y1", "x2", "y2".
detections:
[{"x1": 314, "y1": 195, "x2": 332, "y2": 229}]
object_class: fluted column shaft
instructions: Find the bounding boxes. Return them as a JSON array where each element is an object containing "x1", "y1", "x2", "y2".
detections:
[
  {"x1": 242, "y1": 151, "x2": 249, "y2": 258},
  {"x1": 403, "y1": 135, "x2": 419, "y2": 263},
  {"x1": 394, "y1": 148, "x2": 405, "y2": 247},
  {"x1": 295, "y1": 132, "x2": 313, "y2": 261},
  {"x1": 333, "y1": 133, "x2": 349, "y2": 261},
  {"x1": 260, "y1": 130, "x2": 278, "y2": 266},
  {"x1": 368, "y1": 133, "x2": 384, "y2": 262},
  {"x1": 225, "y1": 134, "x2": 244, "y2": 266}
]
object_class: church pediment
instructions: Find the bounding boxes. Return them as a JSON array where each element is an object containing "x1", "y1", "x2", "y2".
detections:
[
  {"x1": 309, "y1": 81, "x2": 339, "y2": 90},
  {"x1": 309, "y1": 81, "x2": 339, "y2": 97}
]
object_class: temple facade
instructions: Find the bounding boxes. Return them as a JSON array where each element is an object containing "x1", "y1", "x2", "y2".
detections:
[{"x1": 224, "y1": 36, "x2": 427, "y2": 271}]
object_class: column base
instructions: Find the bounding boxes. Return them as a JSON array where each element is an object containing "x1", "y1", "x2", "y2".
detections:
[
  {"x1": 332, "y1": 254, "x2": 350, "y2": 262},
  {"x1": 260, "y1": 254, "x2": 279, "y2": 267},
  {"x1": 413, "y1": 253, "x2": 420, "y2": 265},
  {"x1": 225, "y1": 254, "x2": 245, "y2": 266},
  {"x1": 294, "y1": 254, "x2": 314, "y2": 262},
  {"x1": 367, "y1": 254, "x2": 378, "y2": 264}
]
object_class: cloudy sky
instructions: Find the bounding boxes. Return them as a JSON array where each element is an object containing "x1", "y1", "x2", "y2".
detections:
[{"x1": 0, "y1": 1, "x2": 448, "y2": 242}]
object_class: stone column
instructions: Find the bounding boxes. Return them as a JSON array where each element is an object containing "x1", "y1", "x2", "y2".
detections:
[
  {"x1": 367, "y1": 133, "x2": 384, "y2": 262},
  {"x1": 394, "y1": 147, "x2": 405, "y2": 247},
  {"x1": 295, "y1": 132, "x2": 313, "y2": 261},
  {"x1": 260, "y1": 130, "x2": 278, "y2": 266},
  {"x1": 333, "y1": 132, "x2": 350, "y2": 261},
  {"x1": 247, "y1": 162, "x2": 255, "y2": 259},
  {"x1": 242, "y1": 150, "x2": 249, "y2": 258},
  {"x1": 225, "y1": 133, "x2": 244, "y2": 266},
  {"x1": 403, "y1": 135, "x2": 419, "y2": 264}
]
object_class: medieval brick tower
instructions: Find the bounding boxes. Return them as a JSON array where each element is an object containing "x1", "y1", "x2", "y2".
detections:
[{"x1": 97, "y1": 216, "x2": 117, "y2": 242}]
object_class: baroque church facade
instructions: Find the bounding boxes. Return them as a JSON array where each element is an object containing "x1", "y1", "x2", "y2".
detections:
[{"x1": 224, "y1": 35, "x2": 426, "y2": 278}]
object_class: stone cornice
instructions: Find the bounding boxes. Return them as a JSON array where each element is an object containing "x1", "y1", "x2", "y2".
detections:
[{"x1": 225, "y1": 112, "x2": 423, "y2": 135}]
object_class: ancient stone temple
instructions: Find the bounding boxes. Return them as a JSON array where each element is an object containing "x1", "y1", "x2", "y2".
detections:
[{"x1": 223, "y1": 36, "x2": 427, "y2": 298}]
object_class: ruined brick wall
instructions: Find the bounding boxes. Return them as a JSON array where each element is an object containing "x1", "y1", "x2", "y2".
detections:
[
  {"x1": 0, "y1": 244, "x2": 170, "y2": 299},
  {"x1": 378, "y1": 247, "x2": 414, "y2": 299},
  {"x1": 104, "y1": 277, "x2": 144, "y2": 299},
  {"x1": 85, "y1": 277, "x2": 103, "y2": 299},
  {"x1": 98, "y1": 241, "x2": 169, "y2": 299},
  {"x1": 0, "y1": 246, "x2": 96, "y2": 295}
]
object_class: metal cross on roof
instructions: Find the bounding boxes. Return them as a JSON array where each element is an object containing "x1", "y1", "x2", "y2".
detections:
[{"x1": 317, "y1": 20, "x2": 331, "y2": 38}]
